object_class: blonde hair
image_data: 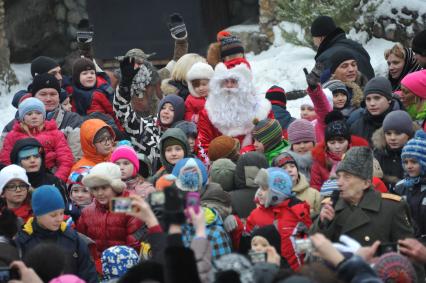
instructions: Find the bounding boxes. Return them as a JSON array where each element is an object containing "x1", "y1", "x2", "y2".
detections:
[
  {"x1": 171, "y1": 53, "x2": 206, "y2": 81},
  {"x1": 384, "y1": 43, "x2": 406, "y2": 60}
]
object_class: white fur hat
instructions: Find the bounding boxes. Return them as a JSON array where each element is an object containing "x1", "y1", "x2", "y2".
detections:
[
  {"x1": 82, "y1": 162, "x2": 126, "y2": 194},
  {"x1": 213, "y1": 62, "x2": 253, "y2": 84},
  {"x1": 186, "y1": 62, "x2": 214, "y2": 96},
  {"x1": 0, "y1": 164, "x2": 30, "y2": 195}
]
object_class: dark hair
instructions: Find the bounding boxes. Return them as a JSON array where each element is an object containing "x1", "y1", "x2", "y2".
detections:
[
  {"x1": 0, "y1": 208, "x2": 18, "y2": 239},
  {"x1": 23, "y1": 243, "x2": 68, "y2": 282},
  {"x1": 118, "y1": 261, "x2": 164, "y2": 283}
]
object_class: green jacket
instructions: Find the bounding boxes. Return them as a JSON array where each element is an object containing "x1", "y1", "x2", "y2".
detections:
[
  {"x1": 265, "y1": 140, "x2": 290, "y2": 165},
  {"x1": 310, "y1": 188, "x2": 414, "y2": 246},
  {"x1": 407, "y1": 103, "x2": 426, "y2": 121}
]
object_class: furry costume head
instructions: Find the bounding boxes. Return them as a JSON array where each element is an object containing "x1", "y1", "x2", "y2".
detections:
[{"x1": 205, "y1": 63, "x2": 271, "y2": 142}]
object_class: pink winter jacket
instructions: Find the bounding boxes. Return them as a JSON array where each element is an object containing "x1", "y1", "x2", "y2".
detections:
[
  {"x1": 0, "y1": 120, "x2": 73, "y2": 182},
  {"x1": 307, "y1": 87, "x2": 332, "y2": 143}
]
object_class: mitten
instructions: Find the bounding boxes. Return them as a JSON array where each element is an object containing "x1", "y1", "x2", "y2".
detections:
[
  {"x1": 168, "y1": 13, "x2": 187, "y2": 39},
  {"x1": 119, "y1": 57, "x2": 139, "y2": 88},
  {"x1": 224, "y1": 215, "x2": 238, "y2": 232},
  {"x1": 303, "y1": 61, "x2": 324, "y2": 90}
]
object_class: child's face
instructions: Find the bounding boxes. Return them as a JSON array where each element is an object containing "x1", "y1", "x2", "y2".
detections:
[
  {"x1": 90, "y1": 185, "x2": 117, "y2": 205},
  {"x1": 159, "y1": 103, "x2": 175, "y2": 126},
  {"x1": 292, "y1": 141, "x2": 314, "y2": 154},
  {"x1": 257, "y1": 186, "x2": 268, "y2": 205},
  {"x1": 187, "y1": 137, "x2": 195, "y2": 153},
  {"x1": 94, "y1": 132, "x2": 114, "y2": 156},
  {"x1": 403, "y1": 158, "x2": 422, "y2": 177},
  {"x1": 70, "y1": 185, "x2": 92, "y2": 207},
  {"x1": 2, "y1": 180, "x2": 29, "y2": 207},
  {"x1": 254, "y1": 139, "x2": 265, "y2": 153},
  {"x1": 283, "y1": 163, "x2": 298, "y2": 184},
  {"x1": 385, "y1": 130, "x2": 410, "y2": 150},
  {"x1": 333, "y1": 92, "x2": 347, "y2": 109},
  {"x1": 251, "y1": 236, "x2": 270, "y2": 253},
  {"x1": 23, "y1": 111, "x2": 44, "y2": 128},
  {"x1": 164, "y1": 145, "x2": 184, "y2": 165},
  {"x1": 79, "y1": 70, "x2": 96, "y2": 88},
  {"x1": 115, "y1": 158, "x2": 135, "y2": 180},
  {"x1": 37, "y1": 209, "x2": 64, "y2": 231},
  {"x1": 300, "y1": 106, "x2": 316, "y2": 121},
  {"x1": 62, "y1": 97, "x2": 72, "y2": 112},
  {"x1": 327, "y1": 138, "x2": 349, "y2": 156},
  {"x1": 20, "y1": 153, "x2": 42, "y2": 172},
  {"x1": 192, "y1": 79, "x2": 210, "y2": 98}
]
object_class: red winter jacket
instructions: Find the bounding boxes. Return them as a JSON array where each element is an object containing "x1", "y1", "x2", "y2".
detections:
[
  {"x1": 76, "y1": 199, "x2": 143, "y2": 260},
  {"x1": 0, "y1": 120, "x2": 73, "y2": 182},
  {"x1": 184, "y1": 95, "x2": 206, "y2": 124},
  {"x1": 310, "y1": 135, "x2": 369, "y2": 190},
  {"x1": 69, "y1": 75, "x2": 123, "y2": 131},
  {"x1": 245, "y1": 199, "x2": 312, "y2": 270}
]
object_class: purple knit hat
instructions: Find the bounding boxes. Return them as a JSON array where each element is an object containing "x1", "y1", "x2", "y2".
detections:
[
  {"x1": 287, "y1": 119, "x2": 316, "y2": 145},
  {"x1": 373, "y1": 252, "x2": 416, "y2": 283}
]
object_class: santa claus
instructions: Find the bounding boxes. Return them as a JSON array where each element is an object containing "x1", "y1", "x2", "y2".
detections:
[{"x1": 197, "y1": 63, "x2": 272, "y2": 163}]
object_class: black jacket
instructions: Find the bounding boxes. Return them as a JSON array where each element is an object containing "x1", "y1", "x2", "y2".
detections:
[{"x1": 315, "y1": 28, "x2": 375, "y2": 79}]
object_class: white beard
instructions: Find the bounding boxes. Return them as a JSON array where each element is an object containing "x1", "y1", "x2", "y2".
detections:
[{"x1": 205, "y1": 77, "x2": 270, "y2": 137}]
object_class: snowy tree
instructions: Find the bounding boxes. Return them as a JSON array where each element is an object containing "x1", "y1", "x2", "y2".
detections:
[{"x1": 0, "y1": 0, "x2": 17, "y2": 94}]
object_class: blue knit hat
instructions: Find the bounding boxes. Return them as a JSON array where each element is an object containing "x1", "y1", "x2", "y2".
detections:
[
  {"x1": 401, "y1": 130, "x2": 426, "y2": 173},
  {"x1": 254, "y1": 167, "x2": 294, "y2": 207},
  {"x1": 171, "y1": 158, "x2": 208, "y2": 192},
  {"x1": 32, "y1": 185, "x2": 65, "y2": 216},
  {"x1": 18, "y1": 97, "x2": 46, "y2": 121},
  {"x1": 101, "y1": 245, "x2": 139, "y2": 281}
]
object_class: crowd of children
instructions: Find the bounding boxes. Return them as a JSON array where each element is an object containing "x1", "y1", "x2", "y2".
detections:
[{"x1": 1, "y1": 13, "x2": 426, "y2": 283}]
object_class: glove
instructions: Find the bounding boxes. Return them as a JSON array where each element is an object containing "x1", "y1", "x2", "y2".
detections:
[
  {"x1": 119, "y1": 57, "x2": 139, "y2": 88},
  {"x1": 224, "y1": 215, "x2": 238, "y2": 233},
  {"x1": 163, "y1": 184, "x2": 186, "y2": 225},
  {"x1": 168, "y1": 13, "x2": 187, "y2": 39},
  {"x1": 332, "y1": 235, "x2": 361, "y2": 254},
  {"x1": 303, "y1": 61, "x2": 324, "y2": 90}
]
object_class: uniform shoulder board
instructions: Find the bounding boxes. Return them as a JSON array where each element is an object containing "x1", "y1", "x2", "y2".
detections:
[
  {"x1": 381, "y1": 193, "x2": 402, "y2": 202},
  {"x1": 321, "y1": 197, "x2": 331, "y2": 205}
]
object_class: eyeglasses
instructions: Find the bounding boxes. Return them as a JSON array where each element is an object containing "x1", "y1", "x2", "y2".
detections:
[
  {"x1": 4, "y1": 183, "x2": 30, "y2": 191},
  {"x1": 94, "y1": 136, "x2": 114, "y2": 145},
  {"x1": 20, "y1": 153, "x2": 41, "y2": 160}
]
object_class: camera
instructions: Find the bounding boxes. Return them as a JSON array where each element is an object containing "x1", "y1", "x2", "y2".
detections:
[
  {"x1": 110, "y1": 197, "x2": 133, "y2": 213},
  {"x1": 376, "y1": 242, "x2": 399, "y2": 256},
  {"x1": 0, "y1": 267, "x2": 19, "y2": 283},
  {"x1": 148, "y1": 191, "x2": 165, "y2": 209},
  {"x1": 248, "y1": 251, "x2": 266, "y2": 263},
  {"x1": 294, "y1": 238, "x2": 313, "y2": 254}
]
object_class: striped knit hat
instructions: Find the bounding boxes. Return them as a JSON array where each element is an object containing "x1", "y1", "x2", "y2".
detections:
[
  {"x1": 401, "y1": 130, "x2": 426, "y2": 173},
  {"x1": 220, "y1": 35, "x2": 244, "y2": 59},
  {"x1": 287, "y1": 119, "x2": 316, "y2": 144},
  {"x1": 265, "y1": 85, "x2": 287, "y2": 107},
  {"x1": 252, "y1": 119, "x2": 283, "y2": 152}
]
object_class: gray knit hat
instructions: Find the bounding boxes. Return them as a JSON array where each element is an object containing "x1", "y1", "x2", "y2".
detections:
[
  {"x1": 210, "y1": 158, "x2": 236, "y2": 192},
  {"x1": 383, "y1": 110, "x2": 414, "y2": 137},
  {"x1": 323, "y1": 79, "x2": 349, "y2": 96},
  {"x1": 336, "y1": 147, "x2": 373, "y2": 180},
  {"x1": 363, "y1": 77, "x2": 393, "y2": 100}
]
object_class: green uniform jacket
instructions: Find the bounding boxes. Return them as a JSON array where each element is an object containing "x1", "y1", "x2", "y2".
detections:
[{"x1": 310, "y1": 188, "x2": 414, "y2": 246}]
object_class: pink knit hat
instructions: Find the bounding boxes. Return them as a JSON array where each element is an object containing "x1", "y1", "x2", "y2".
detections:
[
  {"x1": 401, "y1": 70, "x2": 426, "y2": 99},
  {"x1": 287, "y1": 119, "x2": 316, "y2": 144},
  {"x1": 111, "y1": 145, "x2": 139, "y2": 177},
  {"x1": 49, "y1": 274, "x2": 86, "y2": 283}
]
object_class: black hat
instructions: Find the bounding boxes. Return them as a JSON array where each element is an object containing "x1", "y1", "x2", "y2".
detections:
[
  {"x1": 325, "y1": 110, "x2": 350, "y2": 142},
  {"x1": 265, "y1": 85, "x2": 287, "y2": 107},
  {"x1": 252, "y1": 225, "x2": 281, "y2": 255},
  {"x1": 330, "y1": 50, "x2": 357, "y2": 74},
  {"x1": 363, "y1": 76, "x2": 393, "y2": 100},
  {"x1": 30, "y1": 56, "x2": 59, "y2": 78},
  {"x1": 412, "y1": 30, "x2": 426, "y2": 56},
  {"x1": 220, "y1": 35, "x2": 245, "y2": 59},
  {"x1": 31, "y1": 73, "x2": 61, "y2": 96},
  {"x1": 310, "y1": 16, "x2": 337, "y2": 37}
]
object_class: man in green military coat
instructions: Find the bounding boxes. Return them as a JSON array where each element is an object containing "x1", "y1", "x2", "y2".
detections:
[{"x1": 310, "y1": 146, "x2": 414, "y2": 247}]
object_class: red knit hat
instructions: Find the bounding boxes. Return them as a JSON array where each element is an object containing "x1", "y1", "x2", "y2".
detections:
[
  {"x1": 401, "y1": 70, "x2": 426, "y2": 99},
  {"x1": 265, "y1": 85, "x2": 287, "y2": 107},
  {"x1": 111, "y1": 145, "x2": 139, "y2": 177}
]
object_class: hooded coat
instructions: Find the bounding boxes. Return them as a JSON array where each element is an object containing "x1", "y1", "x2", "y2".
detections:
[
  {"x1": 310, "y1": 135, "x2": 369, "y2": 190},
  {"x1": 0, "y1": 119, "x2": 73, "y2": 182},
  {"x1": 71, "y1": 119, "x2": 115, "y2": 172},
  {"x1": 292, "y1": 173, "x2": 321, "y2": 217},
  {"x1": 284, "y1": 150, "x2": 313, "y2": 182},
  {"x1": 230, "y1": 152, "x2": 269, "y2": 218}
]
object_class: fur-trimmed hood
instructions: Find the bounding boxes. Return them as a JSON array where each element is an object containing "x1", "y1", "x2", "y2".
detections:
[{"x1": 344, "y1": 81, "x2": 364, "y2": 109}]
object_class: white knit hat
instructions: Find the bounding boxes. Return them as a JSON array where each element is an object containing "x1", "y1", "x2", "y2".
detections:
[
  {"x1": 0, "y1": 165, "x2": 31, "y2": 195},
  {"x1": 82, "y1": 162, "x2": 126, "y2": 194}
]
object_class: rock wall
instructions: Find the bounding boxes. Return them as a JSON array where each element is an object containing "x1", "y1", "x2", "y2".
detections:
[{"x1": 4, "y1": 0, "x2": 87, "y2": 63}]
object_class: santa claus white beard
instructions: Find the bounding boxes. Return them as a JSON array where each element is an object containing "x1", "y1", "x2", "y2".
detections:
[{"x1": 205, "y1": 84, "x2": 260, "y2": 137}]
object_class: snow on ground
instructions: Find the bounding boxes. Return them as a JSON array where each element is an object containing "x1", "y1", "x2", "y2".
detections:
[{"x1": 0, "y1": 29, "x2": 396, "y2": 132}]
